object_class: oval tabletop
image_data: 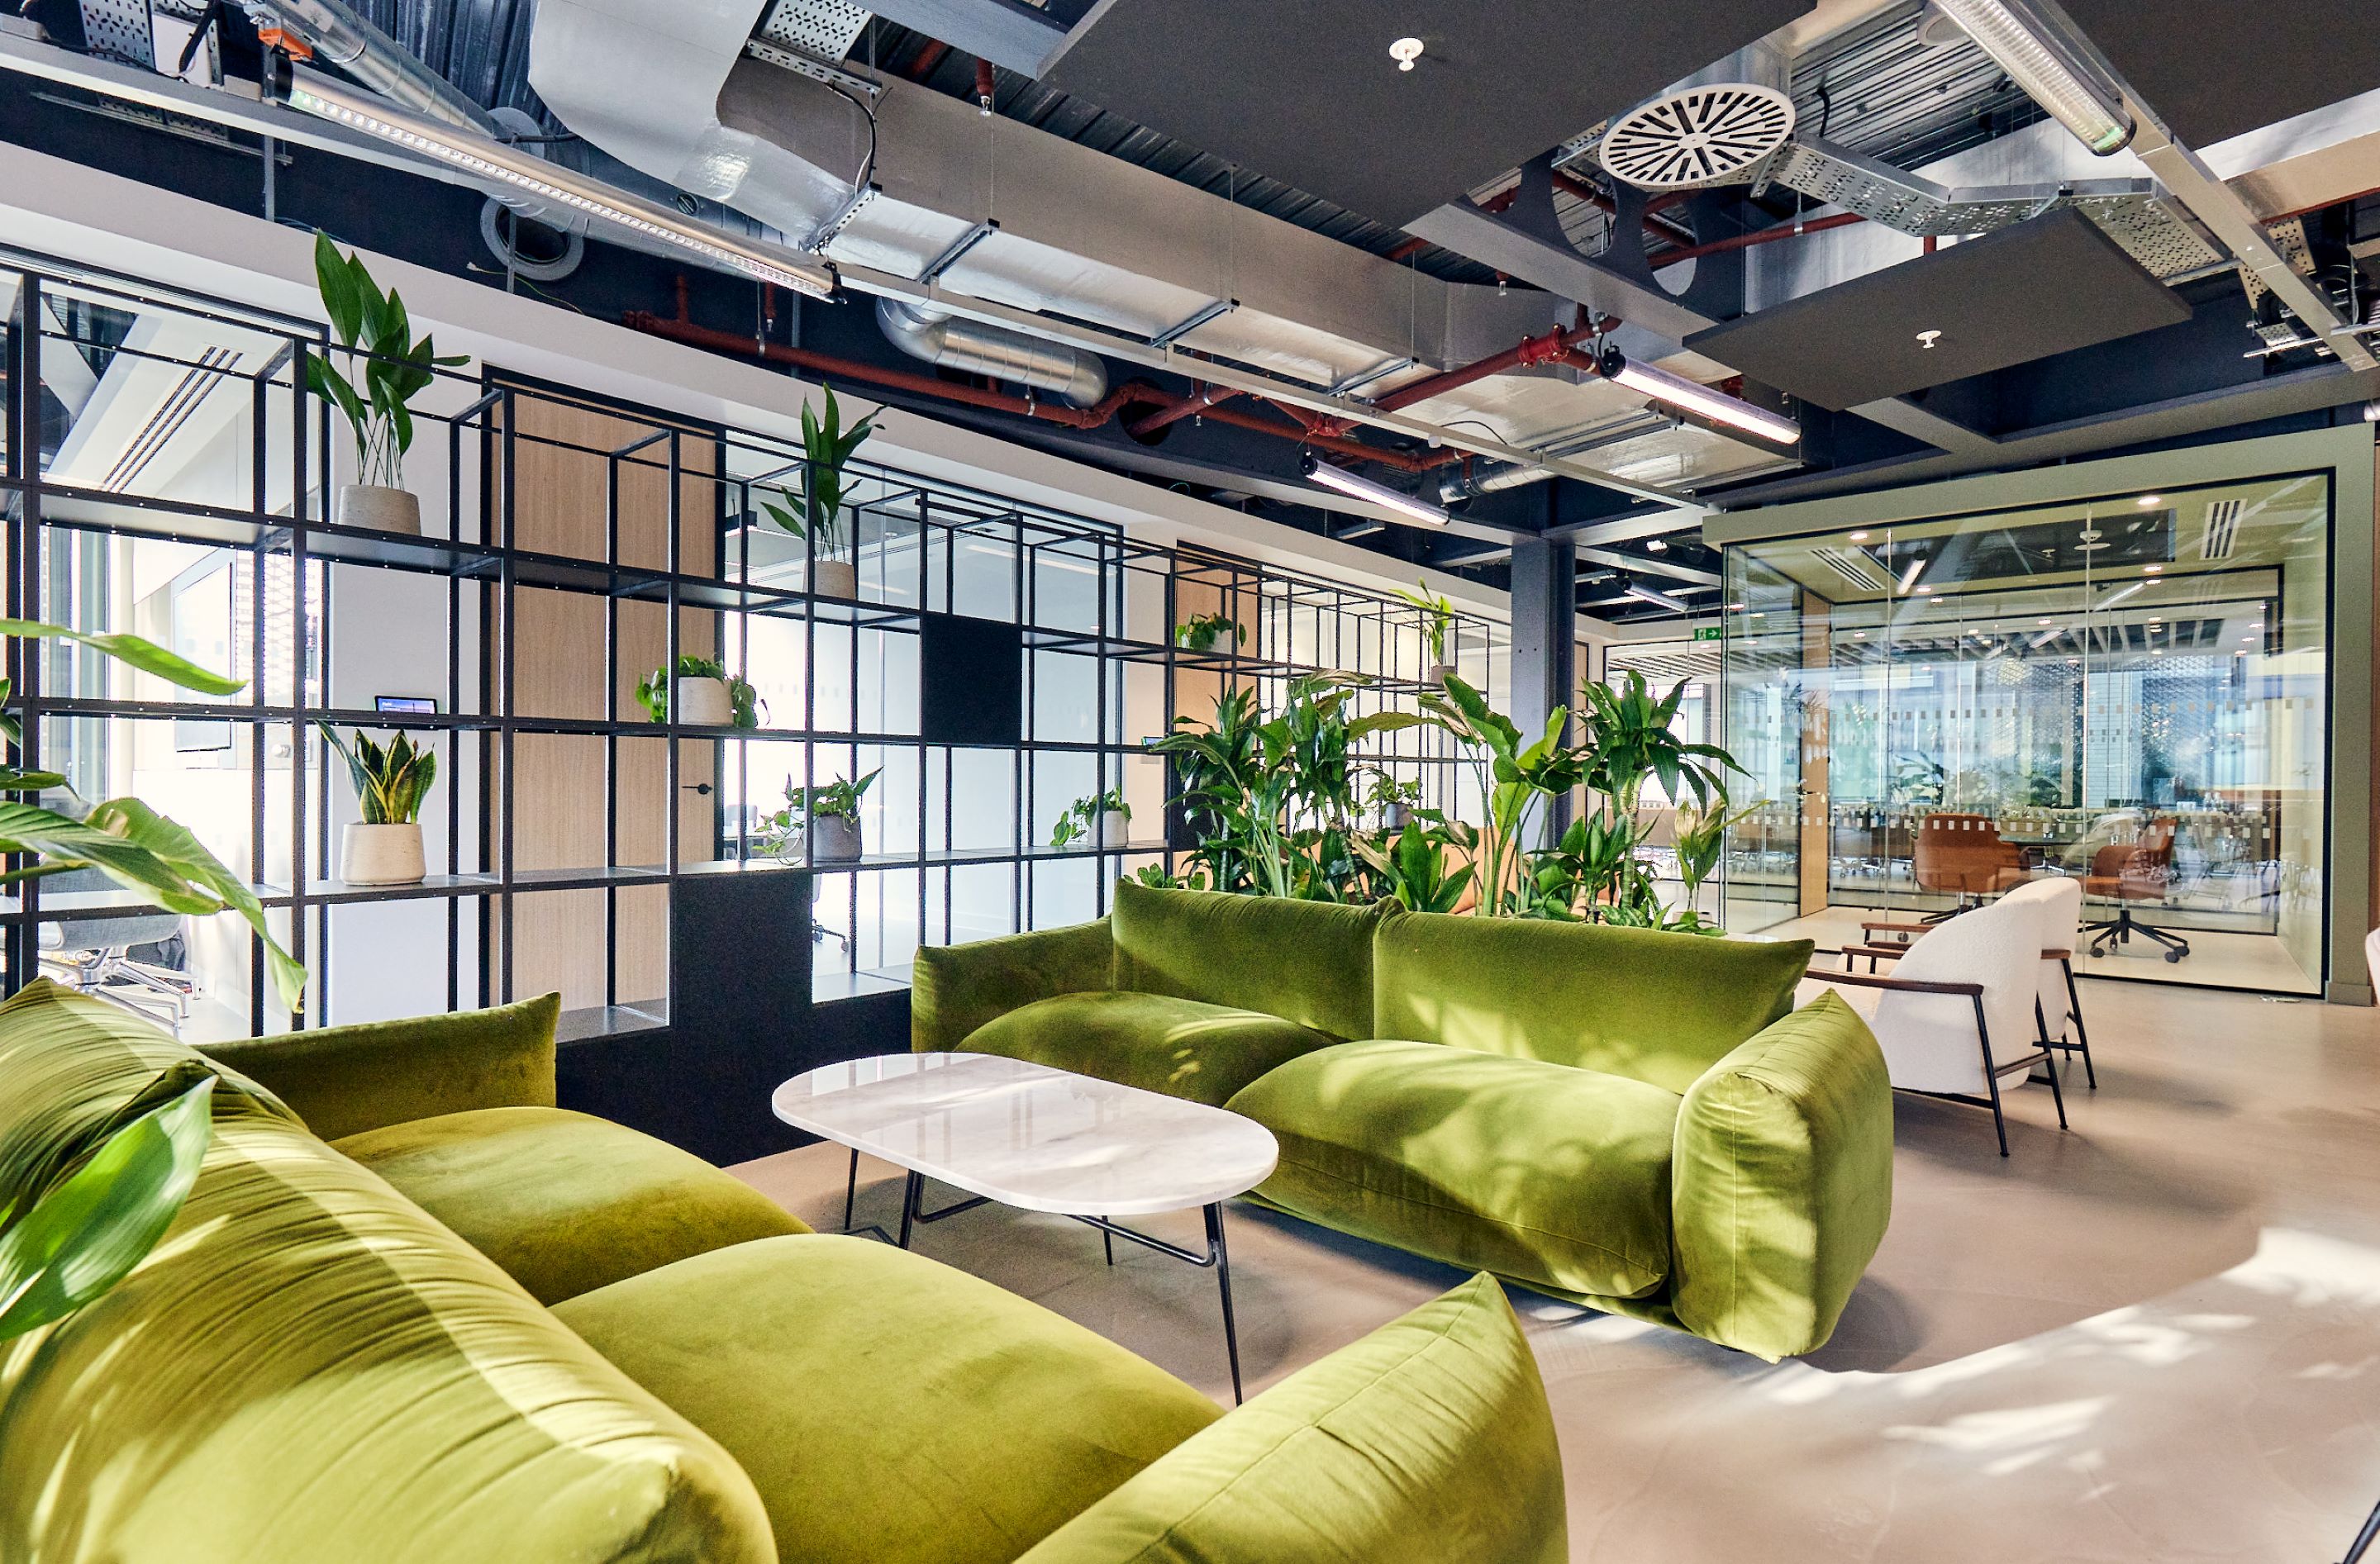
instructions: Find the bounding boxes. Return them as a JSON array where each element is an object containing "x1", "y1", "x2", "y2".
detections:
[{"x1": 772, "y1": 1052, "x2": 1279, "y2": 1218}]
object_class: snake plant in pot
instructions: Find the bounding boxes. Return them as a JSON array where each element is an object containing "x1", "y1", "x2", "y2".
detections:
[
  {"x1": 317, "y1": 724, "x2": 436, "y2": 885},
  {"x1": 305, "y1": 233, "x2": 466, "y2": 535}
]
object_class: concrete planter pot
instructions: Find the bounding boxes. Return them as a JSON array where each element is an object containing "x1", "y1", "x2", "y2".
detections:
[
  {"x1": 807, "y1": 814, "x2": 863, "y2": 863},
  {"x1": 1097, "y1": 809, "x2": 1131, "y2": 849},
  {"x1": 812, "y1": 559, "x2": 859, "y2": 599},
  {"x1": 1384, "y1": 803, "x2": 1411, "y2": 833},
  {"x1": 1422, "y1": 662, "x2": 1454, "y2": 688},
  {"x1": 675, "y1": 676, "x2": 735, "y2": 727},
  {"x1": 340, "y1": 483, "x2": 421, "y2": 535},
  {"x1": 342, "y1": 821, "x2": 426, "y2": 885}
]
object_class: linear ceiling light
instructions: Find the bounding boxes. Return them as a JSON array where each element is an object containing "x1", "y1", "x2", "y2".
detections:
[
  {"x1": 278, "y1": 69, "x2": 838, "y2": 300},
  {"x1": 1623, "y1": 582, "x2": 1690, "y2": 615},
  {"x1": 1929, "y1": 0, "x2": 2135, "y2": 154},
  {"x1": 1897, "y1": 554, "x2": 1928, "y2": 594},
  {"x1": 1597, "y1": 349, "x2": 1800, "y2": 446},
  {"x1": 1300, "y1": 454, "x2": 1449, "y2": 525},
  {"x1": 2097, "y1": 580, "x2": 2147, "y2": 611}
]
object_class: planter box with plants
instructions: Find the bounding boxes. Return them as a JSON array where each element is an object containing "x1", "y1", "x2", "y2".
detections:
[
  {"x1": 761, "y1": 768, "x2": 878, "y2": 864},
  {"x1": 305, "y1": 234, "x2": 465, "y2": 536},
  {"x1": 760, "y1": 388, "x2": 878, "y2": 601},
  {"x1": 1051, "y1": 789, "x2": 1131, "y2": 851},
  {"x1": 636, "y1": 657, "x2": 760, "y2": 730},
  {"x1": 1173, "y1": 611, "x2": 1244, "y2": 657}
]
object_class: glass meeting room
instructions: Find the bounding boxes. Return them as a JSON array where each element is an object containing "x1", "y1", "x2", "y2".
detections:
[{"x1": 1719, "y1": 468, "x2": 2334, "y2": 995}]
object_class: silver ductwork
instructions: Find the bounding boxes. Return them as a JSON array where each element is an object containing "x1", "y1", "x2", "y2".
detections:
[
  {"x1": 875, "y1": 297, "x2": 1109, "y2": 407},
  {"x1": 240, "y1": 0, "x2": 493, "y2": 132}
]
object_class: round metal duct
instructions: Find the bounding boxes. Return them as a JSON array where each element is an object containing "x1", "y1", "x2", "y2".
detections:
[{"x1": 1597, "y1": 84, "x2": 1797, "y2": 189}]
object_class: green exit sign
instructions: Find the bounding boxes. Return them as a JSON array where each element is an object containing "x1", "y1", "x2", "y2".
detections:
[{"x1": 1692, "y1": 625, "x2": 1725, "y2": 641}]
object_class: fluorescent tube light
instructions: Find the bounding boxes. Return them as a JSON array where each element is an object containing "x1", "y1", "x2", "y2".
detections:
[
  {"x1": 2096, "y1": 580, "x2": 2147, "y2": 611},
  {"x1": 1597, "y1": 350, "x2": 1801, "y2": 446},
  {"x1": 1897, "y1": 555, "x2": 1927, "y2": 594},
  {"x1": 1623, "y1": 582, "x2": 1689, "y2": 615},
  {"x1": 1301, "y1": 455, "x2": 1449, "y2": 525},
  {"x1": 280, "y1": 70, "x2": 838, "y2": 300},
  {"x1": 1930, "y1": 0, "x2": 2134, "y2": 154}
]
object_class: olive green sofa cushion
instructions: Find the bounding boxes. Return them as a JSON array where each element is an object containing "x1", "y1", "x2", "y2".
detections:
[
  {"x1": 202, "y1": 991, "x2": 563, "y2": 1141},
  {"x1": 1229, "y1": 1039, "x2": 1681, "y2": 1300},
  {"x1": 554, "y1": 1234, "x2": 1226, "y2": 1564},
  {"x1": 0, "y1": 988, "x2": 774, "y2": 1564},
  {"x1": 965, "y1": 990, "x2": 1342, "y2": 1106},
  {"x1": 912, "y1": 916, "x2": 1116, "y2": 1054},
  {"x1": 1668, "y1": 988, "x2": 1895, "y2": 1360},
  {"x1": 336, "y1": 1105, "x2": 812, "y2": 1305},
  {"x1": 1015, "y1": 1272, "x2": 1566, "y2": 1564},
  {"x1": 1371, "y1": 910, "x2": 1812, "y2": 1095},
  {"x1": 1111, "y1": 878, "x2": 1384, "y2": 1042}
]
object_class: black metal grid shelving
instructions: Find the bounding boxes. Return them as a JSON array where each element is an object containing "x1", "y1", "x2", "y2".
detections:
[{"x1": 2, "y1": 244, "x2": 1505, "y2": 1039}]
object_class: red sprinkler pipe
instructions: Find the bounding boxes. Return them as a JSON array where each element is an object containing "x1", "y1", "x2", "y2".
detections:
[
  {"x1": 904, "y1": 38, "x2": 950, "y2": 82},
  {"x1": 1645, "y1": 209, "x2": 1866, "y2": 269},
  {"x1": 1126, "y1": 382, "x2": 1242, "y2": 437},
  {"x1": 623, "y1": 291, "x2": 1459, "y2": 472},
  {"x1": 1369, "y1": 316, "x2": 1608, "y2": 415}
]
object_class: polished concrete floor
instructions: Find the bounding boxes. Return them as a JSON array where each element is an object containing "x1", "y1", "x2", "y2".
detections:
[{"x1": 731, "y1": 977, "x2": 2380, "y2": 1562}]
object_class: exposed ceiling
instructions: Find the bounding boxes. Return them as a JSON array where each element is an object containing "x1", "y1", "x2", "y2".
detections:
[{"x1": 8, "y1": 0, "x2": 2380, "y2": 635}]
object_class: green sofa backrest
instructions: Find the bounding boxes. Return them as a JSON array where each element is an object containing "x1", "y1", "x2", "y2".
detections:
[
  {"x1": 1111, "y1": 879, "x2": 1385, "y2": 1041},
  {"x1": 0, "y1": 983, "x2": 776, "y2": 1564},
  {"x1": 1371, "y1": 911, "x2": 1816, "y2": 1094}
]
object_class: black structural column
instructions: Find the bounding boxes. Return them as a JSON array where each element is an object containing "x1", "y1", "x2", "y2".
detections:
[{"x1": 1507, "y1": 535, "x2": 1577, "y2": 842}]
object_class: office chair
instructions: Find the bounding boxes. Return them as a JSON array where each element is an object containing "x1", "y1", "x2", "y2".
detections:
[
  {"x1": 36, "y1": 867, "x2": 193, "y2": 1033},
  {"x1": 1911, "y1": 811, "x2": 2030, "y2": 921},
  {"x1": 2082, "y1": 815, "x2": 2189, "y2": 963}
]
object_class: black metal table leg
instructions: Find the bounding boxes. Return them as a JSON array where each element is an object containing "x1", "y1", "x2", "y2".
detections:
[
  {"x1": 1206, "y1": 1201, "x2": 1243, "y2": 1404},
  {"x1": 842, "y1": 1146, "x2": 859, "y2": 1234},
  {"x1": 897, "y1": 1169, "x2": 921, "y2": 1249}
]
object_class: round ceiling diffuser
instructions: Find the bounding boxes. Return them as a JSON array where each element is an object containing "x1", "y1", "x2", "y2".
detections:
[{"x1": 1597, "y1": 84, "x2": 1797, "y2": 190}]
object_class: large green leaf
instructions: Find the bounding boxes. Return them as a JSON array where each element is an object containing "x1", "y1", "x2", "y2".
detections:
[
  {"x1": 0, "y1": 1073, "x2": 214, "y2": 1340},
  {"x1": 82, "y1": 799, "x2": 307, "y2": 1012},
  {"x1": 313, "y1": 231, "x2": 364, "y2": 346},
  {"x1": 0, "y1": 620, "x2": 242, "y2": 696}
]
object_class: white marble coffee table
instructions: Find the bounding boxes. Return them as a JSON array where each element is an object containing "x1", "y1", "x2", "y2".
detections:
[{"x1": 772, "y1": 1052, "x2": 1280, "y2": 1400}]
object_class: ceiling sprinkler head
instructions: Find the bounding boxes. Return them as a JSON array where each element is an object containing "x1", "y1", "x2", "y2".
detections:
[
  {"x1": 1916, "y1": 328, "x2": 1944, "y2": 349},
  {"x1": 1390, "y1": 36, "x2": 1424, "y2": 71}
]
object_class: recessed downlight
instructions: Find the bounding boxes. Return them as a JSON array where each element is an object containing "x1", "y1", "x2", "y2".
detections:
[{"x1": 2139, "y1": 494, "x2": 2162, "y2": 507}]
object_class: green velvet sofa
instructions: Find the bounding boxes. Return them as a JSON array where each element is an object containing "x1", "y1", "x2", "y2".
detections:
[
  {"x1": 915, "y1": 881, "x2": 1895, "y2": 1362},
  {"x1": 0, "y1": 977, "x2": 1568, "y2": 1563}
]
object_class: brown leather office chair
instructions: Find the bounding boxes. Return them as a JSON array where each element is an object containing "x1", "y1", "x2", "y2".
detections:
[
  {"x1": 2082, "y1": 815, "x2": 2189, "y2": 962},
  {"x1": 1912, "y1": 812, "x2": 2030, "y2": 919}
]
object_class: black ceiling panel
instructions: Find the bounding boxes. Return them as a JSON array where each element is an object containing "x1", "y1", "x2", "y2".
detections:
[
  {"x1": 2059, "y1": 0, "x2": 2380, "y2": 150},
  {"x1": 1683, "y1": 209, "x2": 2193, "y2": 412},
  {"x1": 1039, "y1": 0, "x2": 1807, "y2": 229}
]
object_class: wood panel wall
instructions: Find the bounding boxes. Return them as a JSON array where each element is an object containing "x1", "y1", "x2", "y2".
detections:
[{"x1": 492, "y1": 389, "x2": 717, "y2": 1010}]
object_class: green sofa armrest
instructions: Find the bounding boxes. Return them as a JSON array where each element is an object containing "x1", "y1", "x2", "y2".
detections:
[
  {"x1": 911, "y1": 919, "x2": 1114, "y2": 1053},
  {"x1": 200, "y1": 992, "x2": 561, "y2": 1143},
  {"x1": 1667, "y1": 989, "x2": 1893, "y2": 1362}
]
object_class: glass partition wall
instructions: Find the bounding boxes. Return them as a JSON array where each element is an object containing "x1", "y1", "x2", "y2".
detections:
[
  {"x1": 1721, "y1": 470, "x2": 2334, "y2": 994},
  {"x1": 2, "y1": 245, "x2": 1500, "y2": 1039}
]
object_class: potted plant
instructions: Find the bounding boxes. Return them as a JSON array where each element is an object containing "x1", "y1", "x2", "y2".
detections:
[
  {"x1": 1051, "y1": 787, "x2": 1131, "y2": 850},
  {"x1": 635, "y1": 655, "x2": 760, "y2": 729},
  {"x1": 1396, "y1": 579, "x2": 1458, "y2": 686},
  {"x1": 1175, "y1": 611, "x2": 1245, "y2": 655},
  {"x1": 304, "y1": 233, "x2": 465, "y2": 535},
  {"x1": 761, "y1": 387, "x2": 879, "y2": 599},
  {"x1": 1366, "y1": 772, "x2": 1426, "y2": 832},
  {"x1": 317, "y1": 724, "x2": 436, "y2": 885},
  {"x1": 760, "y1": 768, "x2": 879, "y2": 863}
]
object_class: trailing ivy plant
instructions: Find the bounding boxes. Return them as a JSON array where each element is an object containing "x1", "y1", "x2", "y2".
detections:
[
  {"x1": 0, "y1": 620, "x2": 305, "y2": 1009},
  {"x1": 1050, "y1": 788, "x2": 1129, "y2": 849},
  {"x1": 303, "y1": 232, "x2": 466, "y2": 494},
  {"x1": 1174, "y1": 611, "x2": 1245, "y2": 654},
  {"x1": 759, "y1": 769, "x2": 880, "y2": 857},
  {"x1": 634, "y1": 655, "x2": 761, "y2": 729}
]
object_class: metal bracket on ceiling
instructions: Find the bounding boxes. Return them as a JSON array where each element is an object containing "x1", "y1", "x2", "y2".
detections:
[
  {"x1": 1328, "y1": 357, "x2": 1416, "y2": 399},
  {"x1": 807, "y1": 182, "x2": 878, "y2": 252},
  {"x1": 743, "y1": 36, "x2": 883, "y2": 101},
  {"x1": 1150, "y1": 297, "x2": 1238, "y2": 350},
  {"x1": 917, "y1": 219, "x2": 998, "y2": 283}
]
